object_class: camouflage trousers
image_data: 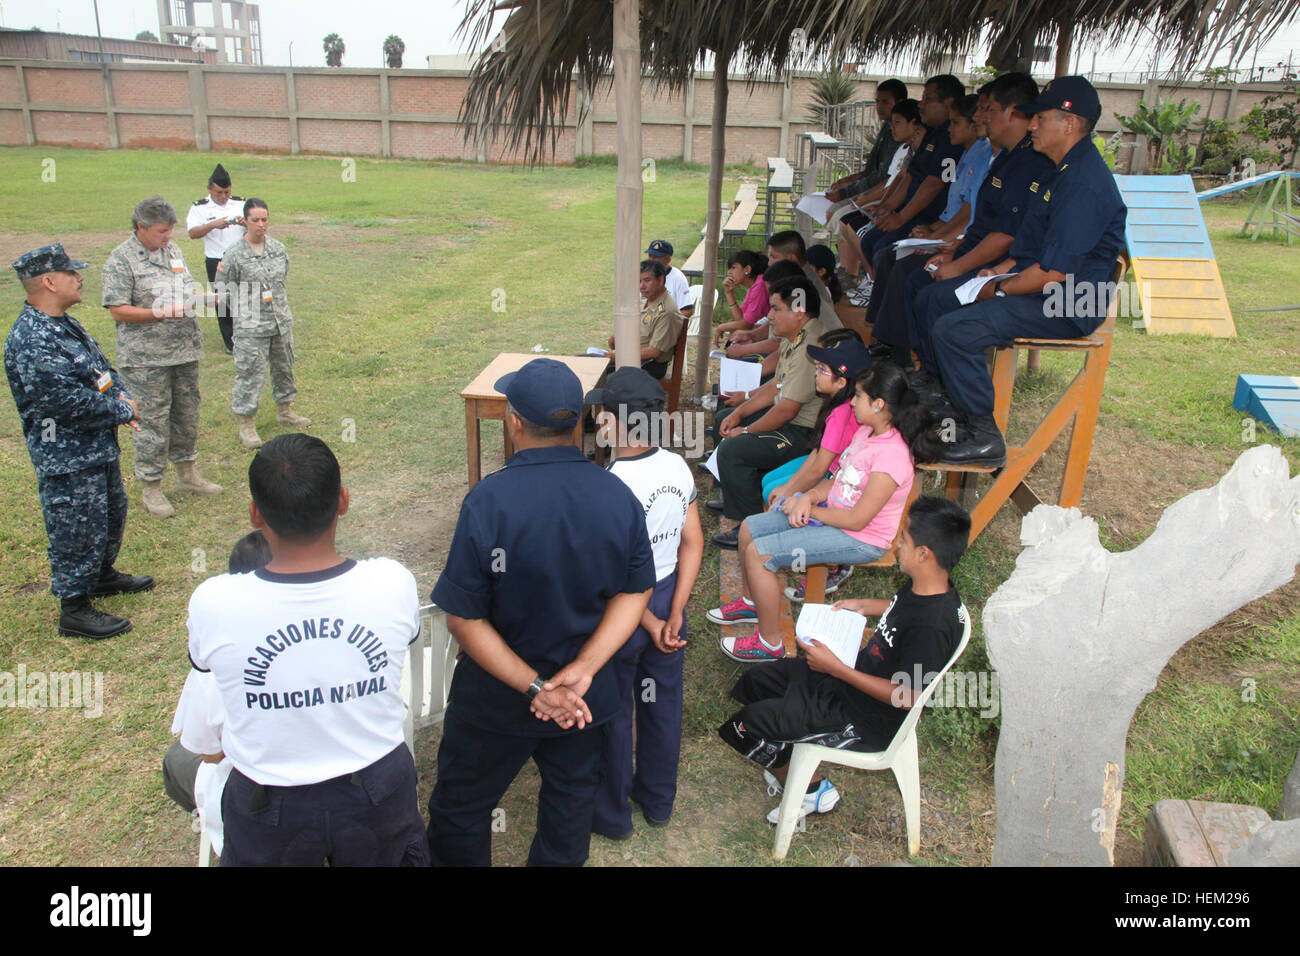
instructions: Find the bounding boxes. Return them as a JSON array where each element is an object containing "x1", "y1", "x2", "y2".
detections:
[
  {"x1": 119, "y1": 362, "x2": 201, "y2": 482},
  {"x1": 37, "y1": 459, "x2": 128, "y2": 598},
  {"x1": 231, "y1": 332, "x2": 296, "y2": 416}
]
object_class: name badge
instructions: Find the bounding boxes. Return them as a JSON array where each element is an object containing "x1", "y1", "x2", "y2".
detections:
[
  {"x1": 262, "y1": 287, "x2": 274, "y2": 304},
  {"x1": 170, "y1": 258, "x2": 185, "y2": 272},
  {"x1": 95, "y1": 370, "x2": 113, "y2": 393}
]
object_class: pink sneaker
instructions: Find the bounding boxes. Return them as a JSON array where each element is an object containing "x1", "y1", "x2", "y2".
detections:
[
  {"x1": 720, "y1": 629, "x2": 786, "y2": 662},
  {"x1": 707, "y1": 596, "x2": 758, "y2": 625}
]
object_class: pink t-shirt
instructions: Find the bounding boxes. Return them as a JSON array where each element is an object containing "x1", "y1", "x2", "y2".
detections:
[
  {"x1": 825, "y1": 426, "x2": 914, "y2": 548},
  {"x1": 741, "y1": 274, "x2": 769, "y2": 325},
  {"x1": 819, "y1": 402, "x2": 860, "y2": 456}
]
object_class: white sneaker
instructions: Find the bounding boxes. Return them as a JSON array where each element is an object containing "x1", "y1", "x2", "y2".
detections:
[
  {"x1": 763, "y1": 770, "x2": 783, "y2": 797},
  {"x1": 766, "y1": 778, "x2": 839, "y2": 824}
]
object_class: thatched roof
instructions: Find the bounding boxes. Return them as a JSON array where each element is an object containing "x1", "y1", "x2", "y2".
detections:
[{"x1": 458, "y1": 0, "x2": 1300, "y2": 160}]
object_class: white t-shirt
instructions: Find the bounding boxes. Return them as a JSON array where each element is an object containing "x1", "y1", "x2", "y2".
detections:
[
  {"x1": 170, "y1": 669, "x2": 232, "y2": 855},
  {"x1": 186, "y1": 195, "x2": 246, "y2": 259},
  {"x1": 608, "y1": 447, "x2": 696, "y2": 581},
  {"x1": 187, "y1": 557, "x2": 419, "y2": 787},
  {"x1": 666, "y1": 266, "x2": 694, "y2": 312}
]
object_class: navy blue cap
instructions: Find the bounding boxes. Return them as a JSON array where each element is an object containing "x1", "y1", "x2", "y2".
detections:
[
  {"x1": 807, "y1": 339, "x2": 872, "y2": 380},
  {"x1": 495, "y1": 358, "x2": 583, "y2": 428},
  {"x1": 1018, "y1": 76, "x2": 1101, "y2": 123},
  {"x1": 644, "y1": 239, "x2": 673, "y2": 257},
  {"x1": 584, "y1": 365, "x2": 666, "y2": 412},
  {"x1": 12, "y1": 243, "x2": 90, "y2": 280}
]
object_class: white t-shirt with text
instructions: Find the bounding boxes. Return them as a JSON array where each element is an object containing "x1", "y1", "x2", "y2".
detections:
[{"x1": 608, "y1": 447, "x2": 696, "y2": 582}]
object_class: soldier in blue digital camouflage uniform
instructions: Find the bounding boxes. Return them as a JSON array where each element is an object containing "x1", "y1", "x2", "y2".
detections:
[{"x1": 5, "y1": 244, "x2": 156, "y2": 639}]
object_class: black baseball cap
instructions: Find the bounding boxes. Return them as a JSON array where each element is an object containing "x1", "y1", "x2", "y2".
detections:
[
  {"x1": 807, "y1": 339, "x2": 872, "y2": 379},
  {"x1": 1018, "y1": 76, "x2": 1101, "y2": 123},
  {"x1": 584, "y1": 366, "x2": 666, "y2": 412},
  {"x1": 494, "y1": 358, "x2": 583, "y2": 428}
]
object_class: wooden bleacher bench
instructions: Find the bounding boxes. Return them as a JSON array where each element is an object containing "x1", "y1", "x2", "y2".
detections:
[
  {"x1": 917, "y1": 258, "x2": 1127, "y2": 544},
  {"x1": 684, "y1": 184, "x2": 762, "y2": 277}
]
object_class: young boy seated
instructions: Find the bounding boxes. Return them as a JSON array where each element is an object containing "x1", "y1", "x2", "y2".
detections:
[
  {"x1": 163, "y1": 530, "x2": 272, "y2": 859},
  {"x1": 186, "y1": 433, "x2": 428, "y2": 866},
  {"x1": 586, "y1": 367, "x2": 704, "y2": 836},
  {"x1": 717, "y1": 496, "x2": 970, "y2": 823}
]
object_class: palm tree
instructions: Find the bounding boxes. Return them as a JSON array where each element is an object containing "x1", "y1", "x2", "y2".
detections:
[
  {"x1": 384, "y1": 34, "x2": 405, "y2": 69},
  {"x1": 322, "y1": 33, "x2": 345, "y2": 68},
  {"x1": 807, "y1": 67, "x2": 858, "y2": 141}
]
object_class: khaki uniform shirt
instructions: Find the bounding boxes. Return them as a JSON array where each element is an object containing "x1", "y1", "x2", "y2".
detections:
[
  {"x1": 776, "y1": 320, "x2": 823, "y2": 430},
  {"x1": 101, "y1": 234, "x2": 203, "y2": 366},
  {"x1": 218, "y1": 236, "x2": 293, "y2": 337},
  {"x1": 639, "y1": 291, "x2": 684, "y2": 357}
]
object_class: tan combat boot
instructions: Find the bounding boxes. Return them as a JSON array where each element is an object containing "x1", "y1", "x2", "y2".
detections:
[
  {"x1": 141, "y1": 480, "x2": 176, "y2": 518},
  {"x1": 176, "y1": 460, "x2": 223, "y2": 495},
  {"x1": 238, "y1": 415, "x2": 264, "y2": 449},
  {"x1": 276, "y1": 403, "x2": 312, "y2": 427}
]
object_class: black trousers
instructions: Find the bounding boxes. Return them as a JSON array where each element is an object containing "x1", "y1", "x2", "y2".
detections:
[
  {"x1": 205, "y1": 257, "x2": 234, "y2": 353},
  {"x1": 220, "y1": 744, "x2": 429, "y2": 867},
  {"x1": 714, "y1": 414, "x2": 813, "y2": 520},
  {"x1": 426, "y1": 711, "x2": 606, "y2": 867}
]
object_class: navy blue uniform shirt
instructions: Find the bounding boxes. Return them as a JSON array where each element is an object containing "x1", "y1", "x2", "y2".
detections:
[
  {"x1": 1009, "y1": 135, "x2": 1127, "y2": 288},
  {"x1": 957, "y1": 134, "x2": 1058, "y2": 255},
  {"x1": 431, "y1": 444, "x2": 655, "y2": 736},
  {"x1": 904, "y1": 122, "x2": 965, "y2": 222},
  {"x1": 5, "y1": 303, "x2": 135, "y2": 477}
]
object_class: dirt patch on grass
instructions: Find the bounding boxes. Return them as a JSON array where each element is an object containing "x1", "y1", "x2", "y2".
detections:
[{"x1": 0, "y1": 232, "x2": 129, "y2": 265}]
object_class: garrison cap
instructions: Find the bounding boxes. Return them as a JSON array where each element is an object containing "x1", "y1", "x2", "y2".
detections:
[{"x1": 209, "y1": 163, "x2": 231, "y2": 187}]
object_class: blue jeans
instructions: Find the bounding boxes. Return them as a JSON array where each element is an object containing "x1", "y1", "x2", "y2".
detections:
[{"x1": 743, "y1": 509, "x2": 887, "y2": 572}]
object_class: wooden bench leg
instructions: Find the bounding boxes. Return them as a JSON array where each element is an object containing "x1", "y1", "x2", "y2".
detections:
[
  {"x1": 803, "y1": 565, "x2": 828, "y2": 605},
  {"x1": 992, "y1": 347, "x2": 1018, "y2": 434},
  {"x1": 1058, "y1": 345, "x2": 1111, "y2": 508}
]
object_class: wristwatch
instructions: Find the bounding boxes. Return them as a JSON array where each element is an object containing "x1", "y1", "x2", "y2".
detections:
[
  {"x1": 994, "y1": 281, "x2": 1007, "y2": 298},
  {"x1": 742, "y1": 426, "x2": 750, "y2": 434},
  {"x1": 525, "y1": 676, "x2": 545, "y2": 702}
]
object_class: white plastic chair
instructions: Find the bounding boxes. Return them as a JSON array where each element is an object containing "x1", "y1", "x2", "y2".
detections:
[
  {"x1": 401, "y1": 603, "x2": 459, "y2": 756},
  {"x1": 772, "y1": 605, "x2": 973, "y2": 859}
]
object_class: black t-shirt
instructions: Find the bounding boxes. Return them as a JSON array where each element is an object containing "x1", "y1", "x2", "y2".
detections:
[{"x1": 833, "y1": 582, "x2": 965, "y2": 747}]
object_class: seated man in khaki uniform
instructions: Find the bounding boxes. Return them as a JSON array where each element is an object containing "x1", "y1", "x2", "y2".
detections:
[{"x1": 610, "y1": 260, "x2": 684, "y2": 380}]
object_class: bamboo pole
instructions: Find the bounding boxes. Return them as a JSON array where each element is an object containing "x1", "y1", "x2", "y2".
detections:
[
  {"x1": 612, "y1": 0, "x2": 643, "y2": 369},
  {"x1": 692, "y1": 49, "x2": 730, "y2": 398}
]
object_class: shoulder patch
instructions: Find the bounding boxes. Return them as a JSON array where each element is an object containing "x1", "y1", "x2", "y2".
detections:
[
  {"x1": 230, "y1": 196, "x2": 243, "y2": 202},
  {"x1": 192, "y1": 198, "x2": 207, "y2": 206}
]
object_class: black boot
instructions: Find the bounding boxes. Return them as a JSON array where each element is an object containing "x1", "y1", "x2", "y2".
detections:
[
  {"x1": 59, "y1": 595, "x2": 132, "y2": 640},
  {"x1": 937, "y1": 414, "x2": 1007, "y2": 468},
  {"x1": 90, "y1": 567, "x2": 156, "y2": 597}
]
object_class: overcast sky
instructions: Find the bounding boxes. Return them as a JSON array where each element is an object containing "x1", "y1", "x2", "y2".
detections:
[{"x1": 5, "y1": 0, "x2": 1300, "y2": 76}]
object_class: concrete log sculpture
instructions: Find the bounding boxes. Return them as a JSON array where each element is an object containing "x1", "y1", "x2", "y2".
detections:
[{"x1": 985, "y1": 445, "x2": 1300, "y2": 866}]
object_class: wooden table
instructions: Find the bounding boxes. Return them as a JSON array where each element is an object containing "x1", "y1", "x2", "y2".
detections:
[{"x1": 461, "y1": 352, "x2": 610, "y2": 488}]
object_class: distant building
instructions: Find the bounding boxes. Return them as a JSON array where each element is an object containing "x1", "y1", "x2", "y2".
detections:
[
  {"x1": 156, "y1": 0, "x2": 262, "y2": 65},
  {"x1": 0, "y1": 27, "x2": 216, "y2": 64},
  {"x1": 426, "y1": 54, "x2": 476, "y2": 70}
]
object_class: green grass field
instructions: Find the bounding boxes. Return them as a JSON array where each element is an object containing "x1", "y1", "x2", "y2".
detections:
[{"x1": 0, "y1": 147, "x2": 1296, "y2": 866}]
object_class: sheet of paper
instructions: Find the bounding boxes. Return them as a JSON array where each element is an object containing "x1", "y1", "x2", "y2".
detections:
[
  {"x1": 585, "y1": 346, "x2": 609, "y2": 357},
  {"x1": 892, "y1": 237, "x2": 947, "y2": 260},
  {"x1": 720, "y1": 357, "x2": 762, "y2": 396},
  {"x1": 796, "y1": 192, "x2": 836, "y2": 224},
  {"x1": 702, "y1": 445, "x2": 721, "y2": 481},
  {"x1": 795, "y1": 603, "x2": 868, "y2": 669},
  {"x1": 953, "y1": 273, "x2": 1016, "y2": 306}
]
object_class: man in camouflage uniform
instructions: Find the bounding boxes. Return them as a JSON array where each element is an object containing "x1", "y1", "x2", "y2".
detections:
[
  {"x1": 217, "y1": 198, "x2": 309, "y2": 449},
  {"x1": 102, "y1": 195, "x2": 223, "y2": 517},
  {"x1": 5, "y1": 244, "x2": 155, "y2": 639}
]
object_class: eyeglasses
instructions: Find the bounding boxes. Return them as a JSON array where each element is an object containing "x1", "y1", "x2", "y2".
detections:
[{"x1": 814, "y1": 364, "x2": 833, "y2": 376}]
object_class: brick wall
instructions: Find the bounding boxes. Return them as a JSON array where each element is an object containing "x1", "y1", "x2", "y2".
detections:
[
  {"x1": 209, "y1": 115, "x2": 291, "y2": 152},
  {"x1": 391, "y1": 121, "x2": 477, "y2": 160},
  {"x1": 0, "y1": 66, "x2": 22, "y2": 102},
  {"x1": 112, "y1": 71, "x2": 189, "y2": 109},
  {"x1": 31, "y1": 110, "x2": 110, "y2": 147},
  {"x1": 117, "y1": 114, "x2": 196, "y2": 150},
  {"x1": 390, "y1": 75, "x2": 466, "y2": 115},
  {"x1": 206, "y1": 72, "x2": 288, "y2": 112},
  {"x1": 24, "y1": 67, "x2": 105, "y2": 106},
  {"x1": 296, "y1": 74, "x2": 380, "y2": 114},
  {"x1": 0, "y1": 109, "x2": 25, "y2": 145},
  {"x1": 298, "y1": 118, "x2": 382, "y2": 155}
]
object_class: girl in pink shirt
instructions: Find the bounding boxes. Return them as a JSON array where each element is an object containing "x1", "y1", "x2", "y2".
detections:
[{"x1": 712, "y1": 363, "x2": 945, "y2": 662}]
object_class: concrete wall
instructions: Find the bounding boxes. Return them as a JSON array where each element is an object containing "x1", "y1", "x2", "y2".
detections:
[{"x1": 0, "y1": 59, "x2": 1286, "y2": 170}]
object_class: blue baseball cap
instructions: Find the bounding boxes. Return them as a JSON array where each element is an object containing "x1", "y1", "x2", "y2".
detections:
[
  {"x1": 494, "y1": 358, "x2": 583, "y2": 428},
  {"x1": 644, "y1": 239, "x2": 673, "y2": 257},
  {"x1": 1018, "y1": 76, "x2": 1101, "y2": 123},
  {"x1": 12, "y1": 243, "x2": 90, "y2": 280}
]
